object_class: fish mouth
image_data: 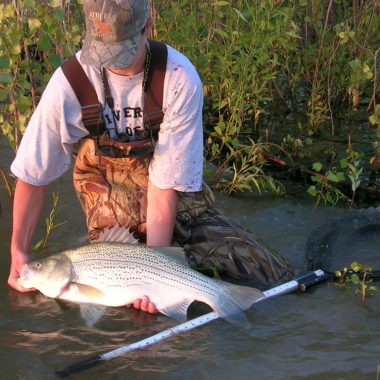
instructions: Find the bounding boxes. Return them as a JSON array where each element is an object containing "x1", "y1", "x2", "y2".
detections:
[{"x1": 18, "y1": 264, "x2": 33, "y2": 289}]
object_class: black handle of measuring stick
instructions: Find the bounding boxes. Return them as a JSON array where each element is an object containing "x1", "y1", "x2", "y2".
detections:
[
  {"x1": 293, "y1": 270, "x2": 329, "y2": 291},
  {"x1": 55, "y1": 354, "x2": 103, "y2": 377}
]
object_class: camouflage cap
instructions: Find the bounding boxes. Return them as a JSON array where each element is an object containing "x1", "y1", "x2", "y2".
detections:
[{"x1": 80, "y1": 0, "x2": 150, "y2": 68}]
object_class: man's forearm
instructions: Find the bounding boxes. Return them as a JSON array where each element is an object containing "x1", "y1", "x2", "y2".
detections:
[
  {"x1": 8, "y1": 179, "x2": 45, "y2": 291},
  {"x1": 146, "y1": 179, "x2": 178, "y2": 247},
  {"x1": 11, "y1": 179, "x2": 46, "y2": 255}
]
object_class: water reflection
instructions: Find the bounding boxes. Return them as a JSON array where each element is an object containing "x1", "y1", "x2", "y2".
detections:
[{"x1": 2, "y1": 285, "x2": 214, "y2": 378}]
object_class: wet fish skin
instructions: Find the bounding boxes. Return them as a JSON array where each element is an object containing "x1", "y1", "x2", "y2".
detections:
[{"x1": 19, "y1": 242, "x2": 264, "y2": 324}]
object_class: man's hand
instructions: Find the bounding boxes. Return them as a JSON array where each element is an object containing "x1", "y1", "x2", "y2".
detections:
[
  {"x1": 127, "y1": 295, "x2": 157, "y2": 313},
  {"x1": 8, "y1": 251, "x2": 36, "y2": 293}
]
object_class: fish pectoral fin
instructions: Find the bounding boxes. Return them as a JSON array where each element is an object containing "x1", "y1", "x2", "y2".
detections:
[
  {"x1": 158, "y1": 247, "x2": 189, "y2": 267},
  {"x1": 159, "y1": 299, "x2": 194, "y2": 321},
  {"x1": 65, "y1": 283, "x2": 106, "y2": 303},
  {"x1": 79, "y1": 303, "x2": 107, "y2": 326}
]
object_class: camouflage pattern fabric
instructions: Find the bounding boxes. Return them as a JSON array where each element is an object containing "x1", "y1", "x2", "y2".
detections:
[
  {"x1": 174, "y1": 189, "x2": 294, "y2": 290},
  {"x1": 73, "y1": 138, "x2": 150, "y2": 241},
  {"x1": 73, "y1": 138, "x2": 293, "y2": 288},
  {"x1": 80, "y1": 0, "x2": 151, "y2": 68}
]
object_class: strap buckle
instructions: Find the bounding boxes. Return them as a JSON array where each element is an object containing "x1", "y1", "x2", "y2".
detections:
[{"x1": 81, "y1": 103, "x2": 103, "y2": 127}]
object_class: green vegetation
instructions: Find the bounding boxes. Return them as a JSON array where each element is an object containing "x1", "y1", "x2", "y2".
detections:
[
  {"x1": 32, "y1": 190, "x2": 67, "y2": 251},
  {"x1": 1, "y1": 0, "x2": 379, "y2": 206},
  {"x1": 0, "y1": 0, "x2": 83, "y2": 148},
  {"x1": 335, "y1": 261, "x2": 380, "y2": 301}
]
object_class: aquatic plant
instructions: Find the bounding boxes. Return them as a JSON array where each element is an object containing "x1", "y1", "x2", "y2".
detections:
[
  {"x1": 335, "y1": 261, "x2": 379, "y2": 301},
  {"x1": 33, "y1": 190, "x2": 67, "y2": 251},
  {"x1": 307, "y1": 162, "x2": 347, "y2": 206}
]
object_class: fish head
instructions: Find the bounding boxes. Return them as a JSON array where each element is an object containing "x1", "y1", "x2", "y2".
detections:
[{"x1": 19, "y1": 254, "x2": 74, "y2": 299}]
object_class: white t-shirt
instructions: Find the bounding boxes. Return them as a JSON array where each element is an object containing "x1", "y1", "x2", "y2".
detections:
[{"x1": 11, "y1": 44, "x2": 204, "y2": 192}]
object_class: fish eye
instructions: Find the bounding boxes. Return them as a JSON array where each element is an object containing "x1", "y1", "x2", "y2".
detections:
[{"x1": 34, "y1": 262, "x2": 42, "y2": 270}]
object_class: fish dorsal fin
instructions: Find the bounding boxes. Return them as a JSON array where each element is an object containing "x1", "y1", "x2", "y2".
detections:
[
  {"x1": 158, "y1": 246, "x2": 189, "y2": 267},
  {"x1": 95, "y1": 225, "x2": 139, "y2": 244},
  {"x1": 159, "y1": 299, "x2": 194, "y2": 321}
]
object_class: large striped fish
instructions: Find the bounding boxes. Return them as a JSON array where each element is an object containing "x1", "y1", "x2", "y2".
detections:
[{"x1": 18, "y1": 229, "x2": 263, "y2": 325}]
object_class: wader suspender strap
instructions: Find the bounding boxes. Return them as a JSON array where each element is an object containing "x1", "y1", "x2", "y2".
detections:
[
  {"x1": 60, "y1": 40, "x2": 168, "y2": 138},
  {"x1": 61, "y1": 55, "x2": 102, "y2": 136},
  {"x1": 145, "y1": 39, "x2": 167, "y2": 137}
]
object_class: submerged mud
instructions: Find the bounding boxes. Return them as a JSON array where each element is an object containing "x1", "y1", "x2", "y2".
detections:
[{"x1": 307, "y1": 206, "x2": 380, "y2": 272}]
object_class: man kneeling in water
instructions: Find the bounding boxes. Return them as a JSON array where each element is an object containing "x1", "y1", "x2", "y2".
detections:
[{"x1": 8, "y1": 0, "x2": 293, "y2": 312}]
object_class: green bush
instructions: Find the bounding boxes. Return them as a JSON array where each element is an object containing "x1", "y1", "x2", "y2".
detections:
[
  {"x1": 0, "y1": 0, "x2": 83, "y2": 148},
  {"x1": 1, "y1": 0, "x2": 379, "y2": 204}
]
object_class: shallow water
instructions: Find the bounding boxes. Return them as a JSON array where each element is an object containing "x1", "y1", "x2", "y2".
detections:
[{"x1": 1, "y1": 135, "x2": 379, "y2": 380}]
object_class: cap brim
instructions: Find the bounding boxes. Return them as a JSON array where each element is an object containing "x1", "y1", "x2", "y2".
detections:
[{"x1": 80, "y1": 32, "x2": 141, "y2": 68}]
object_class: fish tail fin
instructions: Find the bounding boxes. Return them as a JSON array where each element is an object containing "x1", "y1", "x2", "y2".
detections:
[{"x1": 213, "y1": 281, "x2": 264, "y2": 327}]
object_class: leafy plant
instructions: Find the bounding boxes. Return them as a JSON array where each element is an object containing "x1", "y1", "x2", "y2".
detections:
[
  {"x1": 214, "y1": 140, "x2": 285, "y2": 195},
  {"x1": 0, "y1": 0, "x2": 83, "y2": 150},
  {"x1": 288, "y1": 0, "x2": 379, "y2": 131},
  {"x1": 155, "y1": 0, "x2": 301, "y2": 194},
  {"x1": 369, "y1": 104, "x2": 380, "y2": 167},
  {"x1": 340, "y1": 147, "x2": 363, "y2": 206},
  {"x1": 307, "y1": 162, "x2": 347, "y2": 206},
  {"x1": 1, "y1": 0, "x2": 379, "y2": 200},
  {"x1": 335, "y1": 261, "x2": 379, "y2": 302}
]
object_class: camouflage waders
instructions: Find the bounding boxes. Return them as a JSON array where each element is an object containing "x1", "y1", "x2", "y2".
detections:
[{"x1": 73, "y1": 138, "x2": 293, "y2": 290}]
